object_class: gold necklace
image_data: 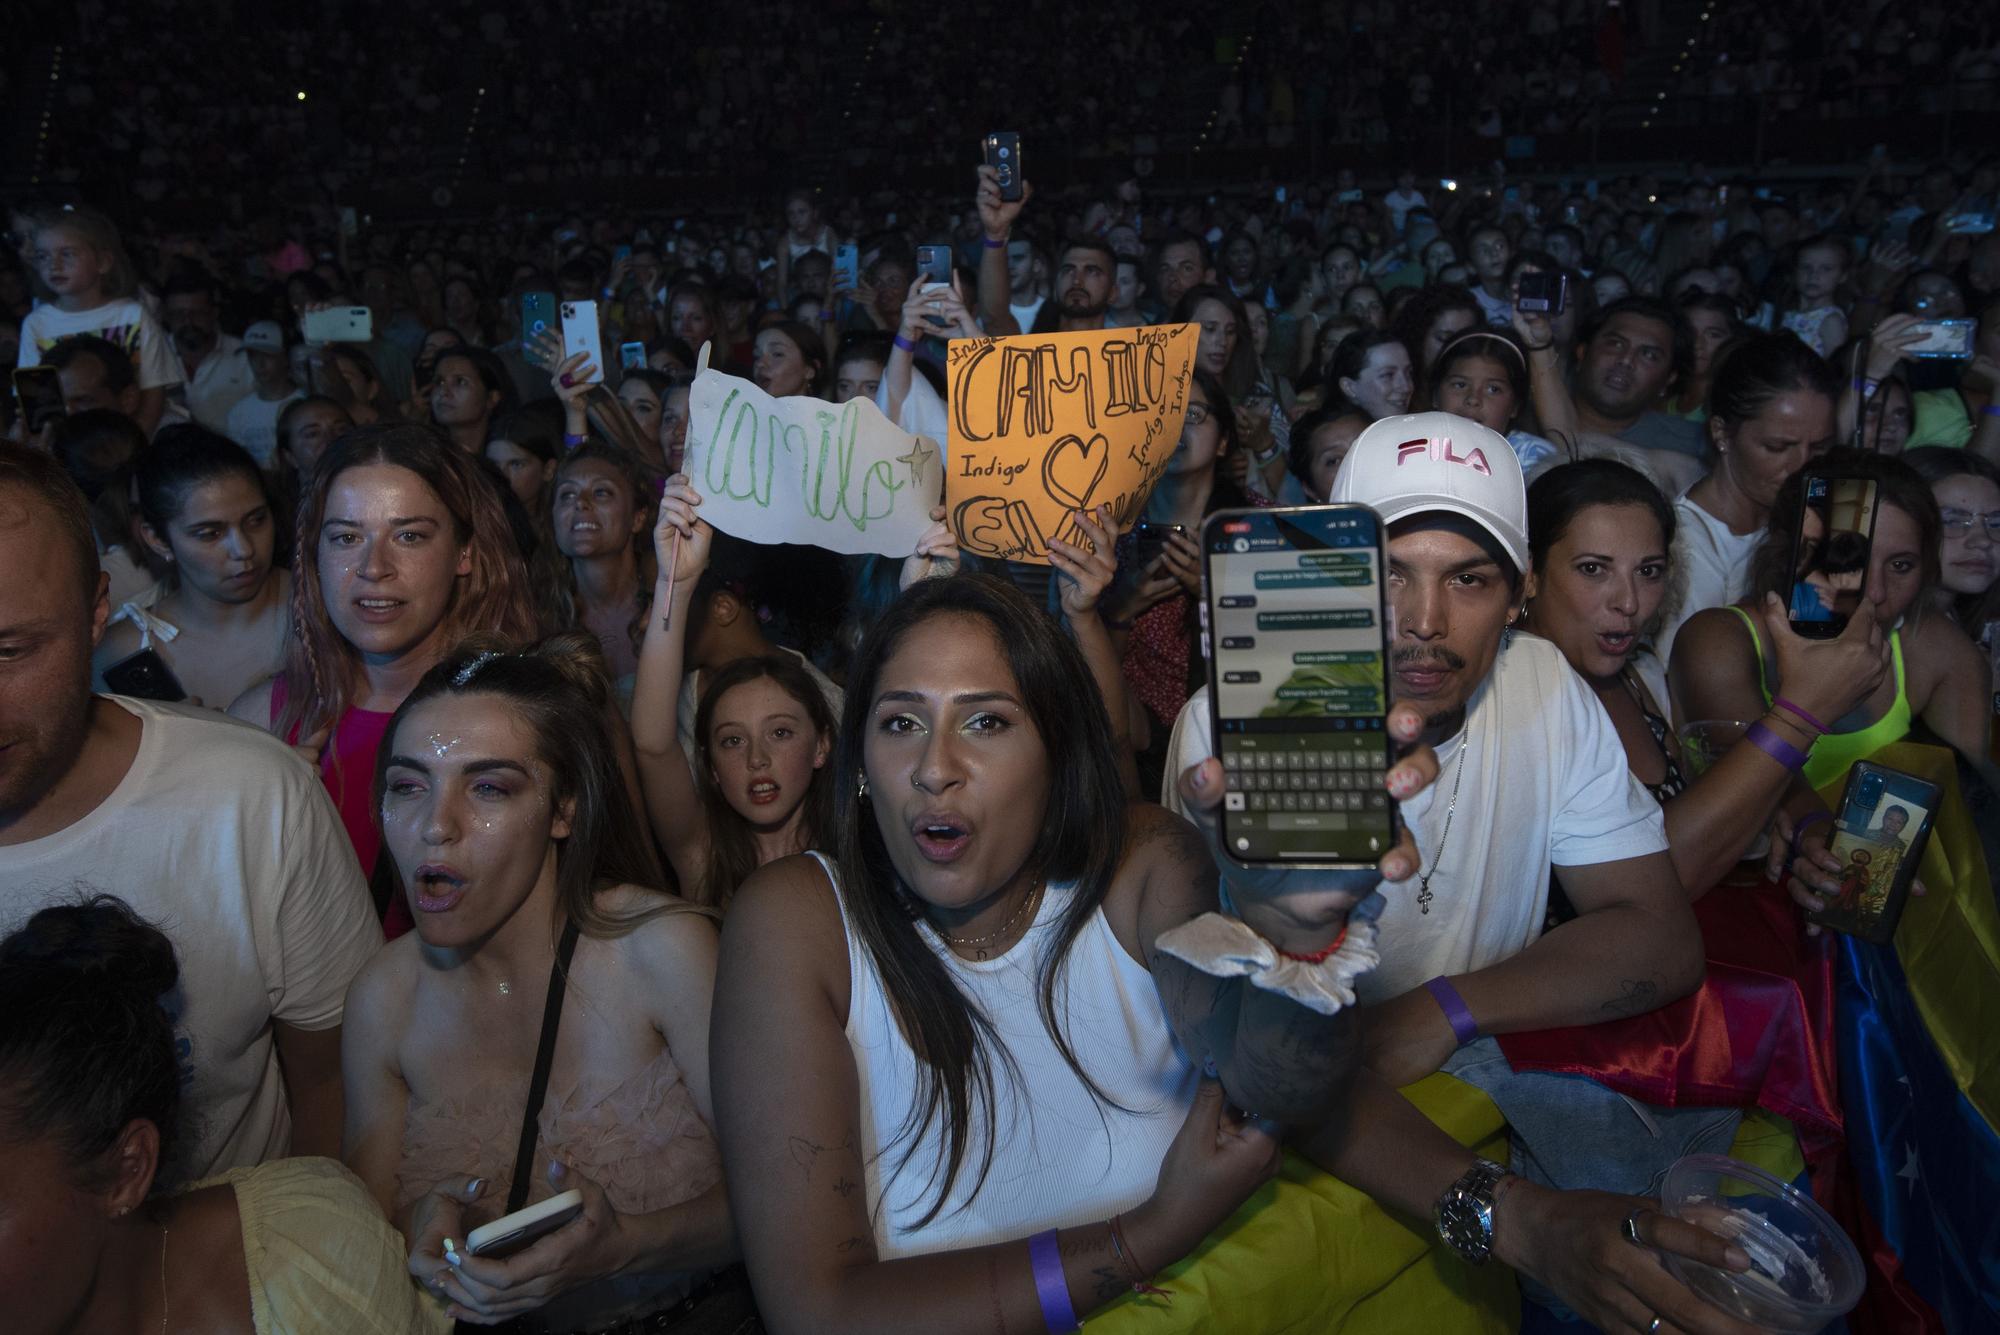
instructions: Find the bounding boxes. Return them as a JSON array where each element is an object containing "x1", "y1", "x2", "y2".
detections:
[{"x1": 936, "y1": 880, "x2": 1045, "y2": 960}]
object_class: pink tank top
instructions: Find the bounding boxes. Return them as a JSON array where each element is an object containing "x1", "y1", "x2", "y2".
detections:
[{"x1": 269, "y1": 675, "x2": 410, "y2": 938}]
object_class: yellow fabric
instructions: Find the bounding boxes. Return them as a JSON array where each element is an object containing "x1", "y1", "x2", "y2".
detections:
[
  {"x1": 1817, "y1": 741, "x2": 2000, "y2": 1130},
  {"x1": 1728, "y1": 1109, "x2": 1807, "y2": 1185},
  {"x1": 1090, "y1": 1074, "x2": 1518, "y2": 1334},
  {"x1": 190, "y1": 1156, "x2": 451, "y2": 1335}
]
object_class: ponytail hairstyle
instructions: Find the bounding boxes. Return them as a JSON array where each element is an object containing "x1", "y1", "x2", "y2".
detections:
[
  {"x1": 0, "y1": 896, "x2": 185, "y2": 1192},
  {"x1": 135, "y1": 425, "x2": 274, "y2": 590},
  {"x1": 550, "y1": 440, "x2": 655, "y2": 655},
  {"x1": 377, "y1": 632, "x2": 680, "y2": 938},
  {"x1": 279, "y1": 422, "x2": 539, "y2": 742},
  {"x1": 831, "y1": 573, "x2": 1129, "y2": 1224},
  {"x1": 1705, "y1": 329, "x2": 1842, "y2": 452},
  {"x1": 692, "y1": 654, "x2": 839, "y2": 909}
]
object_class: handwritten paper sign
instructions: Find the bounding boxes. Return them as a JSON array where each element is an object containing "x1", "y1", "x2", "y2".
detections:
[
  {"x1": 685, "y1": 344, "x2": 943, "y2": 557},
  {"x1": 945, "y1": 323, "x2": 1199, "y2": 564}
]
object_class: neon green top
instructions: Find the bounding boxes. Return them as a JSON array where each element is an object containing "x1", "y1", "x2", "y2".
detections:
[{"x1": 1725, "y1": 605, "x2": 1910, "y2": 789}]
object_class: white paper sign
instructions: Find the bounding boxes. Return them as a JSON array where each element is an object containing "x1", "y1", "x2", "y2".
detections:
[{"x1": 684, "y1": 345, "x2": 943, "y2": 557}]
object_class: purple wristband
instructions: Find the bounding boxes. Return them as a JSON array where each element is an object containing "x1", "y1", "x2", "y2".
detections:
[
  {"x1": 893, "y1": 333, "x2": 918, "y2": 353},
  {"x1": 1028, "y1": 1230, "x2": 1080, "y2": 1333},
  {"x1": 1746, "y1": 720, "x2": 1809, "y2": 772},
  {"x1": 1983, "y1": 404, "x2": 2000, "y2": 420},
  {"x1": 982, "y1": 234, "x2": 1007, "y2": 249},
  {"x1": 1772, "y1": 697, "x2": 1828, "y2": 735},
  {"x1": 1789, "y1": 810, "x2": 1832, "y2": 873},
  {"x1": 1423, "y1": 976, "x2": 1479, "y2": 1047},
  {"x1": 561, "y1": 432, "x2": 586, "y2": 450}
]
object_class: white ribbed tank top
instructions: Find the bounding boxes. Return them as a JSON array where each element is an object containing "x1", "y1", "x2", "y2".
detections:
[{"x1": 813, "y1": 852, "x2": 1199, "y2": 1259}]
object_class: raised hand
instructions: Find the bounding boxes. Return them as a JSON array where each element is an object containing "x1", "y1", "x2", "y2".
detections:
[
  {"x1": 898, "y1": 504, "x2": 962, "y2": 590},
  {"x1": 975, "y1": 163, "x2": 1033, "y2": 242},
  {"x1": 1047, "y1": 505, "x2": 1119, "y2": 618}
]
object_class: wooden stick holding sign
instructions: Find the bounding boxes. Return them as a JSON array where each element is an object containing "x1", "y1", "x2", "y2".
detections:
[
  {"x1": 944, "y1": 323, "x2": 1199, "y2": 565},
  {"x1": 682, "y1": 342, "x2": 944, "y2": 558}
]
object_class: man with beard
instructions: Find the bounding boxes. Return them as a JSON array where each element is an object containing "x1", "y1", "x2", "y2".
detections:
[
  {"x1": 1025, "y1": 238, "x2": 1117, "y2": 334},
  {"x1": 0, "y1": 443, "x2": 379, "y2": 1174},
  {"x1": 1563, "y1": 296, "x2": 1709, "y2": 491},
  {"x1": 163, "y1": 272, "x2": 254, "y2": 431}
]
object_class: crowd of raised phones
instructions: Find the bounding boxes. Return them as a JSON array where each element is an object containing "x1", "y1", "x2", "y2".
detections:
[{"x1": 3, "y1": 137, "x2": 1999, "y2": 1335}]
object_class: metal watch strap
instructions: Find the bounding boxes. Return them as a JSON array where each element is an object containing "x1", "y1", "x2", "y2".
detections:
[{"x1": 1433, "y1": 1157, "x2": 1508, "y2": 1265}]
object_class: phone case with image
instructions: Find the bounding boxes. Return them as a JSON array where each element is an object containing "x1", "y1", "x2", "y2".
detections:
[{"x1": 1807, "y1": 760, "x2": 1940, "y2": 943}]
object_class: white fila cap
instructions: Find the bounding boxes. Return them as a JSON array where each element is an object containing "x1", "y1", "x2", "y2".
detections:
[{"x1": 1328, "y1": 411, "x2": 1529, "y2": 573}]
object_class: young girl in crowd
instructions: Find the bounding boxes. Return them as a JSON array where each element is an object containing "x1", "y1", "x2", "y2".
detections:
[
  {"x1": 1657, "y1": 332, "x2": 1843, "y2": 663},
  {"x1": 342, "y1": 635, "x2": 747, "y2": 1330},
  {"x1": 1427, "y1": 330, "x2": 1561, "y2": 474},
  {"x1": 93, "y1": 427, "x2": 290, "y2": 709},
  {"x1": 231, "y1": 424, "x2": 538, "y2": 931},
  {"x1": 3, "y1": 896, "x2": 447, "y2": 1335},
  {"x1": 1779, "y1": 235, "x2": 1851, "y2": 357},
  {"x1": 1325, "y1": 329, "x2": 1416, "y2": 421},
  {"x1": 708, "y1": 573, "x2": 1378, "y2": 1332},
  {"x1": 1286, "y1": 404, "x2": 1370, "y2": 502},
  {"x1": 1663, "y1": 291, "x2": 1742, "y2": 423},
  {"x1": 551, "y1": 442, "x2": 654, "y2": 701},
  {"x1": 16, "y1": 205, "x2": 178, "y2": 434},
  {"x1": 750, "y1": 320, "x2": 826, "y2": 398},
  {"x1": 1674, "y1": 450, "x2": 1993, "y2": 922}
]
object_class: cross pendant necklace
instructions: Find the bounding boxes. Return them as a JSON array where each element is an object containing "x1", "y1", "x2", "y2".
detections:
[{"x1": 1415, "y1": 740, "x2": 1469, "y2": 916}]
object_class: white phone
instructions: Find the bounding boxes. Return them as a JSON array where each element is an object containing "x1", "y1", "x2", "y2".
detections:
[
  {"x1": 301, "y1": 306, "x2": 373, "y2": 343},
  {"x1": 560, "y1": 301, "x2": 606, "y2": 384},
  {"x1": 464, "y1": 1189, "x2": 585, "y2": 1259}
]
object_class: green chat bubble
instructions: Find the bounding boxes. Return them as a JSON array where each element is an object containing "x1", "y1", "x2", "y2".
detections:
[
  {"x1": 1292, "y1": 650, "x2": 1381, "y2": 665},
  {"x1": 1297, "y1": 552, "x2": 1373, "y2": 568},
  {"x1": 1255, "y1": 609, "x2": 1375, "y2": 631}
]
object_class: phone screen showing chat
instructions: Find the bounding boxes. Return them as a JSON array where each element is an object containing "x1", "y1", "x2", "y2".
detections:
[{"x1": 1204, "y1": 505, "x2": 1395, "y2": 866}]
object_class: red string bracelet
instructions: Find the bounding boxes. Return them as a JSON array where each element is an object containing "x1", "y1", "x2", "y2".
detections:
[{"x1": 1276, "y1": 923, "x2": 1349, "y2": 965}]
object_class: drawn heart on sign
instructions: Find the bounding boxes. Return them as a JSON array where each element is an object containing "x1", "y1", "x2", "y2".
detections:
[{"x1": 1042, "y1": 432, "x2": 1110, "y2": 512}]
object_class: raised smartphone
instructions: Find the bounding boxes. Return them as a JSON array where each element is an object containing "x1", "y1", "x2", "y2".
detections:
[
  {"x1": 619, "y1": 340, "x2": 647, "y2": 371},
  {"x1": 1515, "y1": 270, "x2": 1568, "y2": 315},
  {"x1": 560, "y1": 300, "x2": 606, "y2": 384},
  {"x1": 521, "y1": 291, "x2": 557, "y2": 347},
  {"x1": 1787, "y1": 471, "x2": 1880, "y2": 639},
  {"x1": 1807, "y1": 761, "x2": 1940, "y2": 942},
  {"x1": 1134, "y1": 520, "x2": 1186, "y2": 571},
  {"x1": 983, "y1": 131, "x2": 1024, "y2": 202},
  {"x1": 1903, "y1": 318, "x2": 1976, "y2": 360},
  {"x1": 916, "y1": 245, "x2": 952, "y2": 287},
  {"x1": 833, "y1": 243, "x2": 860, "y2": 292},
  {"x1": 13, "y1": 366, "x2": 65, "y2": 433},
  {"x1": 1201, "y1": 505, "x2": 1396, "y2": 867},
  {"x1": 464, "y1": 1189, "x2": 585, "y2": 1259},
  {"x1": 301, "y1": 306, "x2": 372, "y2": 343}
]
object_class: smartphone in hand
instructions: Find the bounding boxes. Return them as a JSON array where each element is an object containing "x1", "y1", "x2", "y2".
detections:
[
  {"x1": 521, "y1": 292, "x2": 557, "y2": 347},
  {"x1": 464, "y1": 1189, "x2": 585, "y2": 1260},
  {"x1": 1201, "y1": 505, "x2": 1397, "y2": 868},
  {"x1": 1786, "y1": 471, "x2": 1880, "y2": 639},
  {"x1": 13, "y1": 366, "x2": 65, "y2": 433},
  {"x1": 1807, "y1": 761, "x2": 1940, "y2": 942},
  {"x1": 984, "y1": 131, "x2": 1024, "y2": 202},
  {"x1": 560, "y1": 301, "x2": 606, "y2": 385}
]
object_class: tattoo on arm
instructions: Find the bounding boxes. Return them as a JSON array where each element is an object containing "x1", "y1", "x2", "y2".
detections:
[
  {"x1": 835, "y1": 1235, "x2": 869, "y2": 1254},
  {"x1": 1601, "y1": 977, "x2": 1661, "y2": 1018},
  {"x1": 831, "y1": 1174, "x2": 858, "y2": 1199},
  {"x1": 987, "y1": 1251, "x2": 1009, "y2": 1335},
  {"x1": 1091, "y1": 1264, "x2": 1127, "y2": 1302},
  {"x1": 788, "y1": 1131, "x2": 858, "y2": 1182}
]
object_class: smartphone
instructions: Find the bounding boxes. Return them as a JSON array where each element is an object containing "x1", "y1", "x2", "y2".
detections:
[
  {"x1": 300, "y1": 306, "x2": 372, "y2": 343},
  {"x1": 613, "y1": 243, "x2": 633, "y2": 266},
  {"x1": 833, "y1": 243, "x2": 860, "y2": 292},
  {"x1": 1943, "y1": 211, "x2": 1996, "y2": 236},
  {"x1": 560, "y1": 300, "x2": 606, "y2": 384},
  {"x1": 1275, "y1": 185, "x2": 1288, "y2": 204},
  {"x1": 1201, "y1": 505, "x2": 1396, "y2": 868},
  {"x1": 464, "y1": 1189, "x2": 585, "y2": 1260},
  {"x1": 521, "y1": 291, "x2": 556, "y2": 347},
  {"x1": 13, "y1": 366, "x2": 65, "y2": 433},
  {"x1": 915, "y1": 245, "x2": 952, "y2": 288},
  {"x1": 1903, "y1": 318, "x2": 1976, "y2": 360},
  {"x1": 983, "y1": 131, "x2": 1024, "y2": 202},
  {"x1": 1807, "y1": 761, "x2": 1940, "y2": 942},
  {"x1": 1787, "y1": 471, "x2": 1881, "y2": 639},
  {"x1": 1515, "y1": 271, "x2": 1569, "y2": 315},
  {"x1": 1134, "y1": 521, "x2": 1187, "y2": 570},
  {"x1": 619, "y1": 340, "x2": 647, "y2": 371},
  {"x1": 100, "y1": 648, "x2": 188, "y2": 703}
]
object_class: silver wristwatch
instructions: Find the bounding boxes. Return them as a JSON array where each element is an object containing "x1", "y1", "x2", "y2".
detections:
[{"x1": 1433, "y1": 1157, "x2": 1509, "y2": 1265}]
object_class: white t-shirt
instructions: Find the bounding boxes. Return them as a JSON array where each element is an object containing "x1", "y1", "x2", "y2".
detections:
[
  {"x1": 1657, "y1": 491, "x2": 1763, "y2": 667},
  {"x1": 182, "y1": 333, "x2": 257, "y2": 432},
  {"x1": 18, "y1": 297, "x2": 184, "y2": 390},
  {"x1": 1385, "y1": 188, "x2": 1430, "y2": 231},
  {"x1": 0, "y1": 698, "x2": 380, "y2": 1176},
  {"x1": 1167, "y1": 634, "x2": 1666, "y2": 1004},
  {"x1": 1009, "y1": 296, "x2": 1047, "y2": 334},
  {"x1": 226, "y1": 389, "x2": 303, "y2": 467}
]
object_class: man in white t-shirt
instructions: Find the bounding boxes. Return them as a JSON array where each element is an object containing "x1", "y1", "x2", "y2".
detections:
[
  {"x1": 1384, "y1": 171, "x2": 1430, "y2": 233},
  {"x1": 163, "y1": 273, "x2": 254, "y2": 431},
  {"x1": 1169, "y1": 412, "x2": 1702, "y2": 1070},
  {"x1": 224, "y1": 320, "x2": 302, "y2": 467},
  {"x1": 0, "y1": 444, "x2": 380, "y2": 1178}
]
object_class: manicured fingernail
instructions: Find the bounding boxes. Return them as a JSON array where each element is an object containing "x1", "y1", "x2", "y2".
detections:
[
  {"x1": 1383, "y1": 855, "x2": 1411, "y2": 880},
  {"x1": 442, "y1": 1237, "x2": 458, "y2": 1261},
  {"x1": 464, "y1": 1177, "x2": 486, "y2": 1198}
]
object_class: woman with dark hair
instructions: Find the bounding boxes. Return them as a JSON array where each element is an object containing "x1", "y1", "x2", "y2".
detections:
[
  {"x1": 550, "y1": 441, "x2": 655, "y2": 699},
  {"x1": 751, "y1": 319, "x2": 827, "y2": 398},
  {"x1": 429, "y1": 345, "x2": 514, "y2": 455},
  {"x1": 343, "y1": 634, "x2": 747, "y2": 1330},
  {"x1": 274, "y1": 394, "x2": 354, "y2": 506},
  {"x1": 1524, "y1": 459, "x2": 1884, "y2": 894},
  {"x1": 2, "y1": 896, "x2": 448, "y2": 1334},
  {"x1": 1674, "y1": 449, "x2": 1992, "y2": 923},
  {"x1": 711, "y1": 572, "x2": 1426, "y2": 1331},
  {"x1": 1325, "y1": 328, "x2": 1415, "y2": 422},
  {"x1": 1172, "y1": 283, "x2": 1260, "y2": 401},
  {"x1": 1663, "y1": 291, "x2": 1743, "y2": 423},
  {"x1": 93, "y1": 426, "x2": 290, "y2": 708},
  {"x1": 1390, "y1": 283, "x2": 1485, "y2": 387},
  {"x1": 1904, "y1": 447, "x2": 2000, "y2": 701},
  {"x1": 1657, "y1": 332, "x2": 1843, "y2": 662},
  {"x1": 315, "y1": 341, "x2": 403, "y2": 427},
  {"x1": 230, "y1": 424, "x2": 539, "y2": 933}
]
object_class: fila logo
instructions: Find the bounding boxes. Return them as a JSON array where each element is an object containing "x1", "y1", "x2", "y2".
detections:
[{"x1": 1395, "y1": 436, "x2": 1491, "y2": 475}]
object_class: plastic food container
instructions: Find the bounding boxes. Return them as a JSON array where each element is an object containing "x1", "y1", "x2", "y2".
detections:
[{"x1": 1660, "y1": 1153, "x2": 1864, "y2": 1333}]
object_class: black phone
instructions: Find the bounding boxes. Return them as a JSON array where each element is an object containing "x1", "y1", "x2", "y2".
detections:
[
  {"x1": 101, "y1": 648, "x2": 188, "y2": 703},
  {"x1": 1134, "y1": 521, "x2": 1186, "y2": 570},
  {"x1": 1807, "y1": 760, "x2": 1940, "y2": 943},
  {"x1": 520, "y1": 291, "x2": 557, "y2": 348},
  {"x1": 1515, "y1": 270, "x2": 1568, "y2": 315},
  {"x1": 1201, "y1": 505, "x2": 1397, "y2": 868},
  {"x1": 13, "y1": 366, "x2": 65, "y2": 433},
  {"x1": 1786, "y1": 471, "x2": 1880, "y2": 639},
  {"x1": 984, "y1": 131, "x2": 1024, "y2": 202}
]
